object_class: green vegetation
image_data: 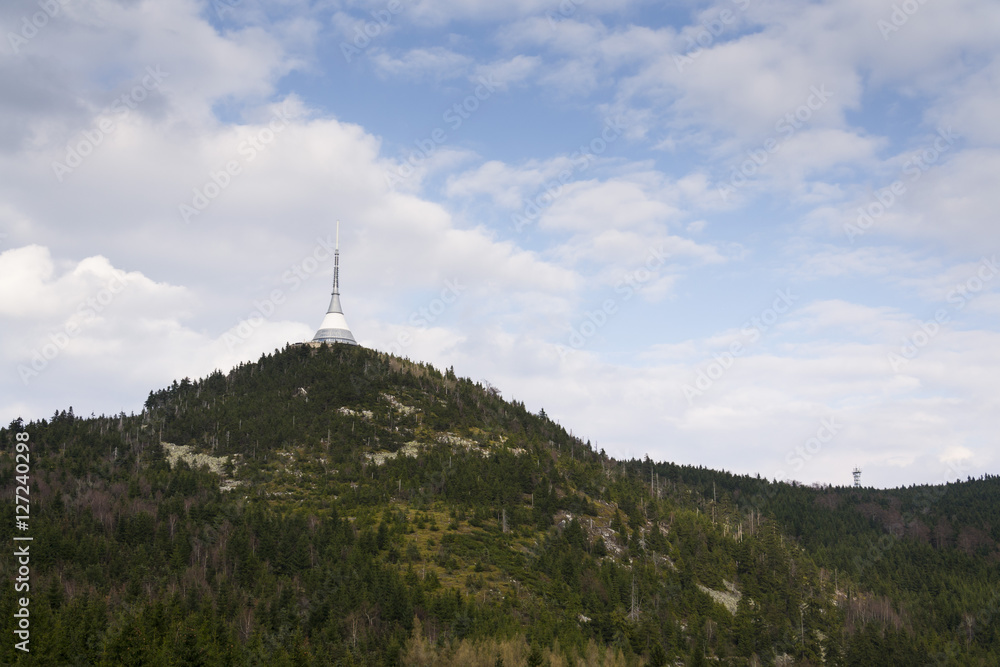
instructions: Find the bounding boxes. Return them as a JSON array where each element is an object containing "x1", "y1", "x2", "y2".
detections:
[{"x1": 1, "y1": 343, "x2": 998, "y2": 665}]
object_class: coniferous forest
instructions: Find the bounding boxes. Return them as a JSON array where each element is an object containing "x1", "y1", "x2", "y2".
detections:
[{"x1": 2, "y1": 343, "x2": 999, "y2": 665}]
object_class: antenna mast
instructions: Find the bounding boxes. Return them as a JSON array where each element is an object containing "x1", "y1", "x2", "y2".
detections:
[
  {"x1": 852, "y1": 468, "x2": 862, "y2": 488},
  {"x1": 333, "y1": 220, "x2": 340, "y2": 296},
  {"x1": 310, "y1": 219, "x2": 358, "y2": 346}
]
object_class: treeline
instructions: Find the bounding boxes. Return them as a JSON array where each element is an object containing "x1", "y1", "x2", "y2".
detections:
[
  {"x1": 141, "y1": 345, "x2": 589, "y2": 464},
  {"x1": 0, "y1": 421, "x2": 837, "y2": 665},
  {"x1": 1, "y1": 345, "x2": 998, "y2": 664},
  {"x1": 616, "y1": 457, "x2": 1000, "y2": 663}
]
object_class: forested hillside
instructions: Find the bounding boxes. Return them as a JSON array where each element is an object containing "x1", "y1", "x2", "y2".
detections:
[{"x1": 1, "y1": 343, "x2": 998, "y2": 665}]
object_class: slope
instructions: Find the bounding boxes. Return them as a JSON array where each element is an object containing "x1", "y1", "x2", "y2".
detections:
[{"x1": 0, "y1": 343, "x2": 996, "y2": 665}]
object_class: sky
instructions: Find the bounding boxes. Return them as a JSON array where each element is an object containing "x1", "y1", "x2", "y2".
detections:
[{"x1": 2, "y1": 0, "x2": 999, "y2": 489}]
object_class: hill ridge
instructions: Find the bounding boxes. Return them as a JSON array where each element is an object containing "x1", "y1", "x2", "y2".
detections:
[{"x1": 2, "y1": 343, "x2": 999, "y2": 665}]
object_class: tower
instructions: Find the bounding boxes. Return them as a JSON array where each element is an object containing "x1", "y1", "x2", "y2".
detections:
[
  {"x1": 852, "y1": 467, "x2": 862, "y2": 488},
  {"x1": 312, "y1": 221, "x2": 359, "y2": 346}
]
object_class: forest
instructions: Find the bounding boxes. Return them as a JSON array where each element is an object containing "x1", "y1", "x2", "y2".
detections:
[{"x1": 1, "y1": 342, "x2": 999, "y2": 665}]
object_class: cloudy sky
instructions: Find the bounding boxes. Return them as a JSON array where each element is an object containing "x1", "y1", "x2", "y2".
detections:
[{"x1": 2, "y1": 0, "x2": 998, "y2": 488}]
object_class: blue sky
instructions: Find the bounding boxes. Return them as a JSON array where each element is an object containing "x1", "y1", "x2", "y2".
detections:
[{"x1": 2, "y1": 0, "x2": 999, "y2": 488}]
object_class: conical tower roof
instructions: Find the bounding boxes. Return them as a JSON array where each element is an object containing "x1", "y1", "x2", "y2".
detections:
[{"x1": 312, "y1": 221, "x2": 358, "y2": 346}]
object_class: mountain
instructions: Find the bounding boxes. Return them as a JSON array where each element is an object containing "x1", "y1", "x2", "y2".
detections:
[{"x1": 2, "y1": 343, "x2": 999, "y2": 666}]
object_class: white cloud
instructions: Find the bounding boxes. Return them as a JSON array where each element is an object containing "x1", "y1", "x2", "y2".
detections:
[
  {"x1": 0, "y1": 245, "x2": 187, "y2": 321},
  {"x1": 779, "y1": 299, "x2": 908, "y2": 340},
  {"x1": 926, "y1": 56, "x2": 1000, "y2": 147},
  {"x1": 426, "y1": 313, "x2": 999, "y2": 487},
  {"x1": 786, "y1": 245, "x2": 944, "y2": 285},
  {"x1": 445, "y1": 158, "x2": 562, "y2": 208},
  {"x1": 473, "y1": 55, "x2": 541, "y2": 88},
  {"x1": 370, "y1": 46, "x2": 473, "y2": 80},
  {"x1": 538, "y1": 176, "x2": 685, "y2": 235},
  {"x1": 0, "y1": 245, "x2": 236, "y2": 417},
  {"x1": 882, "y1": 148, "x2": 1000, "y2": 250},
  {"x1": 495, "y1": 0, "x2": 1000, "y2": 218},
  {"x1": 403, "y1": 0, "x2": 637, "y2": 27},
  {"x1": 940, "y1": 445, "x2": 975, "y2": 466}
]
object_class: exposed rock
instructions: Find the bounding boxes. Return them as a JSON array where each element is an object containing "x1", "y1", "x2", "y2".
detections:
[
  {"x1": 381, "y1": 393, "x2": 419, "y2": 415},
  {"x1": 161, "y1": 442, "x2": 242, "y2": 492},
  {"x1": 437, "y1": 432, "x2": 477, "y2": 448},
  {"x1": 697, "y1": 580, "x2": 742, "y2": 615},
  {"x1": 365, "y1": 441, "x2": 422, "y2": 465},
  {"x1": 339, "y1": 406, "x2": 373, "y2": 419}
]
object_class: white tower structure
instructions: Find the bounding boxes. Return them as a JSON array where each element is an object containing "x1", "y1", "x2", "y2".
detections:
[{"x1": 312, "y1": 221, "x2": 359, "y2": 346}]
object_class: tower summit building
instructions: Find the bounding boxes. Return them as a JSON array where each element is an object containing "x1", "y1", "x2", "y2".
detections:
[{"x1": 312, "y1": 221, "x2": 359, "y2": 346}]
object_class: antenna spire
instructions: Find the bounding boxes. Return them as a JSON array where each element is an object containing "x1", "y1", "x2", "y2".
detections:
[
  {"x1": 333, "y1": 220, "x2": 340, "y2": 296},
  {"x1": 311, "y1": 220, "x2": 358, "y2": 346}
]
